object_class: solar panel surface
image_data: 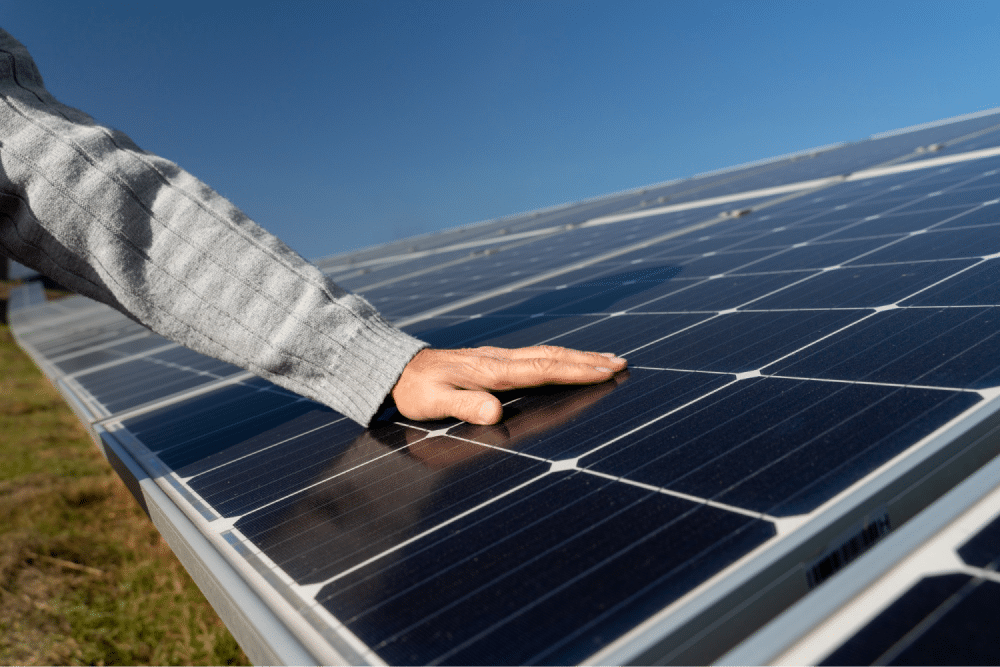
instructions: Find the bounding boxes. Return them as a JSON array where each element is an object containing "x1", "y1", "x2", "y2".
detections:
[{"x1": 7, "y1": 109, "x2": 1000, "y2": 664}]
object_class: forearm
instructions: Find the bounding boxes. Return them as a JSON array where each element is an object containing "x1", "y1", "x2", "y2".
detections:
[{"x1": 0, "y1": 28, "x2": 426, "y2": 425}]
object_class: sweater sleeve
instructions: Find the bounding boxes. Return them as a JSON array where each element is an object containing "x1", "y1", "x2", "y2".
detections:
[{"x1": 0, "y1": 28, "x2": 428, "y2": 426}]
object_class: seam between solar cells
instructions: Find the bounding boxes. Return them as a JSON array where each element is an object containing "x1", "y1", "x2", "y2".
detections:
[
  {"x1": 869, "y1": 578, "x2": 974, "y2": 665},
  {"x1": 578, "y1": 467, "x2": 771, "y2": 521},
  {"x1": 178, "y1": 413, "x2": 347, "y2": 481},
  {"x1": 409, "y1": 418, "x2": 779, "y2": 522},
  {"x1": 428, "y1": 494, "x2": 756, "y2": 665},
  {"x1": 353, "y1": 231, "x2": 565, "y2": 292},
  {"x1": 90, "y1": 371, "x2": 261, "y2": 424},
  {"x1": 62, "y1": 342, "x2": 180, "y2": 378},
  {"x1": 760, "y1": 373, "x2": 982, "y2": 395},
  {"x1": 291, "y1": 472, "x2": 546, "y2": 597},
  {"x1": 45, "y1": 331, "x2": 163, "y2": 363}
]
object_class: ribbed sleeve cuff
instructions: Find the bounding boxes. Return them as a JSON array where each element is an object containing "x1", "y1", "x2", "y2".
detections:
[{"x1": 322, "y1": 314, "x2": 429, "y2": 426}]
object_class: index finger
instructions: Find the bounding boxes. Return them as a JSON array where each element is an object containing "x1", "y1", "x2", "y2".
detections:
[
  {"x1": 474, "y1": 354, "x2": 622, "y2": 392},
  {"x1": 476, "y1": 345, "x2": 627, "y2": 367}
]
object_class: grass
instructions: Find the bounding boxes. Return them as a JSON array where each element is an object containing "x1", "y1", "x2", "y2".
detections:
[{"x1": 0, "y1": 281, "x2": 250, "y2": 665}]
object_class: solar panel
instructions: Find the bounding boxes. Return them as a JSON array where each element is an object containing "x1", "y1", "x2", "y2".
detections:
[{"x1": 7, "y1": 108, "x2": 1000, "y2": 664}]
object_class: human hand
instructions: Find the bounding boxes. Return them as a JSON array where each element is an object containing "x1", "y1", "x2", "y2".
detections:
[{"x1": 390, "y1": 346, "x2": 628, "y2": 425}]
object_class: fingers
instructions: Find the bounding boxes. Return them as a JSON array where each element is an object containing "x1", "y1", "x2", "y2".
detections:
[
  {"x1": 428, "y1": 384, "x2": 502, "y2": 425},
  {"x1": 391, "y1": 345, "x2": 627, "y2": 426},
  {"x1": 395, "y1": 373, "x2": 504, "y2": 425},
  {"x1": 478, "y1": 344, "x2": 627, "y2": 369}
]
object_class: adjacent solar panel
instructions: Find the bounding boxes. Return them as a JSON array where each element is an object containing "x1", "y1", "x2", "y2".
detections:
[{"x1": 8, "y1": 108, "x2": 1000, "y2": 664}]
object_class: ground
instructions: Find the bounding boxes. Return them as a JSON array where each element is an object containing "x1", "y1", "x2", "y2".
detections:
[{"x1": 0, "y1": 280, "x2": 250, "y2": 666}]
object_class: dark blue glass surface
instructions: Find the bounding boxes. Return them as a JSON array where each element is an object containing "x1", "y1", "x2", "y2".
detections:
[
  {"x1": 55, "y1": 335, "x2": 170, "y2": 374},
  {"x1": 885, "y1": 580, "x2": 1000, "y2": 665},
  {"x1": 154, "y1": 399, "x2": 331, "y2": 474},
  {"x1": 34, "y1": 320, "x2": 148, "y2": 358},
  {"x1": 124, "y1": 382, "x2": 297, "y2": 450},
  {"x1": 581, "y1": 377, "x2": 979, "y2": 515},
  {"x1": 901, "y1": 185, "x2": 999, "y2": 210},
  {"x1": 767, "y1": 307, "x2": 1000, "y2": 389},
  {"x1": 739, "y1": 236, "x2": 902, "y2": 273},
  {"x1": 501, "y1": 312, "x2": 711, "y2": 356},
  {"x1": 721, "y1": 223, "x2": 850, "y2": 251},
  {"x1": 957, "y1": 513, "x2": 1000, "y2": 569},
  {"x1": 820, "y1": 208, "x2": 972, "y2": 240},
  {"x1": 632, "y1": 271, "x2": 818, "y2": 312},
  {"x1": 901, "y1": 259, "x2": 1000, "y2": 306},
  {"x1": 800, "y1": 197, "x2": 913, "y2": 225},
  {"x1": 444, "y1": 266, "x2": 686, "y2": 317},
  {"x1": 449, "y1": 368, "x2": 732, "y2": 460},
  {"x1": 849, "y1": 226, "x2": 1000, "y2": 264},
  {"x1": 236, "y1": 434, "x2": 548, "y2": 584},
  {"x1": 933, "y1": 202, "x2": 999, "y2": 230},
  {"x1": 820, "y1": 574, "x2": 972, "y2": 666},
  {"x1": 669, "y1": 247, "x2": 777, "y2": 277},
  {"x1": 76, "y1": 359, "x2": 220, "y2": 414},
  {"x1": 624, "y1": 309, "x2": 868, "y2": 371},
  {"x1": 749, "y1": 261, "x2": 977, "y2": 309},
  {"x1": 315, "y1": 471, "x2": 775, "y2": 665}
]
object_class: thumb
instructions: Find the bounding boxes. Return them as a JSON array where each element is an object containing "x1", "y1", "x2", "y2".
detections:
[{"x1": 443, "y1": 389, "x2": 503, "y2": 425}]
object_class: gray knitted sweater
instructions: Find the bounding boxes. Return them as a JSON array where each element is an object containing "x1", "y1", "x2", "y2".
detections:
[{"x1": 0, "y1": 28, "x2": 427, "y2": 425}]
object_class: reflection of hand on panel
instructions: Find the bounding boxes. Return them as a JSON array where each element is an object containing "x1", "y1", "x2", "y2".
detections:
[
  {"x1": 447, "y1": 369, "x2": 631, "y2": 449},
  {"x1": 255, "y1": 374, "x2": 628, "y2": 586}
]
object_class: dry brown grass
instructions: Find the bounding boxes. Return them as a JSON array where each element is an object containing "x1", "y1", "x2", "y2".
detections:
[{"x1": 1, "y1": 282, "x2": 249, "y2": 665}]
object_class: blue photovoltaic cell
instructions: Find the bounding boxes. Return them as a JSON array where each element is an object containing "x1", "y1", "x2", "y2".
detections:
[
  {"x1": 819, "y1": 574, "x2": 971, "y2": 665},
  {"x1": 622, "y1": 309, "x2": 867, "y2": 372},
  {"x1": 821, "y1": 577, "x2": 1000, "y2": 666},
  {"x1": 477, "y1": 312, "x2": 710, "y2": 353},
  {"x1": 125, "y1": 384, "x2": 320, "y2": 475},
  {"x1": 55, "y1": 334, "x2": 170, "y2": 374},
  {"x1": 767, "y1": 307, "x2": 1000, "y2": 389},
  {"x1": 748, "y1": 261, "x2": 978, "y2": 309},
  {"x1": 448, "y1": 368, "x2": 732, "y2": 460},
  {"x1": 957, "y1": 513, "x2": 1000, "y2": 569},
  {"x1": 235, "y1": 432, "x2": 549, "y2": 584},
  {"x1": 630, "y1": 271, "x2": 818, "y2": 312},
  {"x1": 315, "y1": 472, "x2": 775, "y2": 666},
  {"x1": 33, "y1": 319, "x2": 149, "y2": 358},
  {"x1": 74, "y1": 346, "x2": 242, "y2": 413},
  {"x1": 579, "y1": 377, "x2": 979, "y2": 516},
  {"x1": 850, "y1": 226, "x2": 1000, "y2": 264}
]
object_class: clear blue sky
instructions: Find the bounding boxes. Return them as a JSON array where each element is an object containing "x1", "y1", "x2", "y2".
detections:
[{"x1": 5, "y1": 1, "x2": 998, "y2": 259}]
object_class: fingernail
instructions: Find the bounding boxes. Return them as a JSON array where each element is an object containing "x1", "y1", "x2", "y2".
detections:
[
  {"x1": 479, "y1": 403, "x2": 495, "y2": 423},
  {"x1": 594, "y1": 366, "x2": 614, "y2": 372},
  {"x1": 599, "y1": 352, "x2": 617, "y2": 358}
]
